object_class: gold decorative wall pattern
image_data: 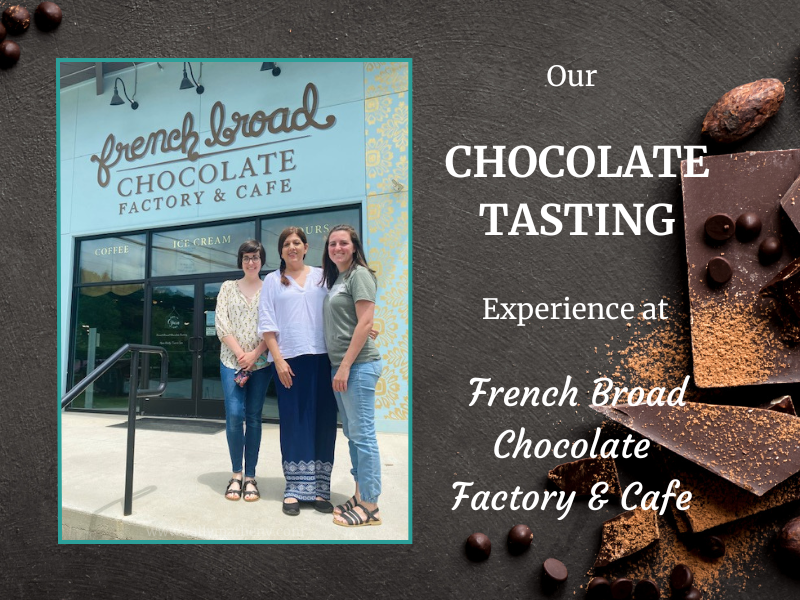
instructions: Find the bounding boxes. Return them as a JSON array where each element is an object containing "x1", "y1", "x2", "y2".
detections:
[{"x1": 364, "y1": 62, "x2": 409, "y2": 432}]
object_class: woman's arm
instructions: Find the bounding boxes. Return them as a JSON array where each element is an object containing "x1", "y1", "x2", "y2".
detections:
[
  {"x1": 263, "y1": 331, "x2": 295, "y2": 388},
  {"x1": 258, "y1": 275, "x2": 295, "y2": 388},
  {"x1": 332, "y1": 300, "x2": 375, "y2": 393},
  {"x1": 238, "y1": 338, "x2": 268, "y2": 371},
  {"x1": 216, "y1": 282, "x2": 247, "y2": 365}
]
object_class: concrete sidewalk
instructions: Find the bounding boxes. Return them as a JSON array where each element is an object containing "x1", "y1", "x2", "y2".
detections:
[{"x1": 61, "y1": 412, "x2": 410, "y2": 542}]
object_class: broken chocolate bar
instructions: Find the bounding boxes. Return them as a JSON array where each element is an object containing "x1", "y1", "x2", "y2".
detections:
[
  {"x1": 760, "y1": 395, "x2": 796, "y2": 416},
  {"x1": 590, "y1": 402, "x2": 800, "y2": 496},
  {"x1": 594, "y1": 507, "x2": 659, "y2": 567},
  {"x1": 780, "y1": 173, "x2": 800, "y2": 233},
  {"x1": 681, "y1": 150, "x2": 800, "y2": 387},
  {"x1": 761, "y1": 257, "x2": 800, "y2": 343},
  {"x1": 548, "y1": 457, "x2": 621, "y2": 497},
  {"x1": 668, "y1": 457, "x2": 800, "y2": 533}
]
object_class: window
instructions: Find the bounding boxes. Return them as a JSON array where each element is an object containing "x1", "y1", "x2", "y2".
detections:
[{"x1": 260, "y1": 207, "x2": 360, "y2": 269}]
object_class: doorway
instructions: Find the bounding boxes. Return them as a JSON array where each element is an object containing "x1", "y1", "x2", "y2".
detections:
[{"x1": 142, "y1": 277, "x2": 279, "y2": 419}]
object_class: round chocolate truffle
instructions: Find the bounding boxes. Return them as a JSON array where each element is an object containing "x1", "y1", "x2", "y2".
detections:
[
  {"x1": 35, "y1": 2, "x2": 62, "y2": 32},
  {"x1": 683, "y1": 588, "x2": 702, "y2": 600},
  {"x1": 2, "y1": 6, "x2": 30, "y2": 35},
  {"x1": 587, "y1": 576, "x2": 612, "y2": 600},
  {"x1": 669, "y1": 563, "x2": 693, "y2": 591},
  {"x1": 542, "y1": 558, "x2": 568, "y2": 584},
  {"x1": 777, "y1": 516, "x2": 800, "y2": 564},
  {"x1": 0, "y1": 39, "x2": 20, "y2": 68},
  {"x1": 632, "y1": 579, "x2": 660, "y2": 600},
  {"x1": 735, "y1": 211, "x2": 762, "y2": 242},
  {"x1": 610, "y1": 578, "x2": 634, "y2": 600},
  {"x1": 465, "y1": 532, "x2": 491, "y2": 562},
  {"x1": 758, "y1": 236, "x2": 782, "y2": 265},
  {"x1": 700, "y1": 535, "x2": 726, "y2": 558},
  {"x1": 0, "y1": 21, "x2": 7, "y2": 42},
  {"x1": 704, "y1": 213, "x2": 735, "y2": 242},
  {"x1": 506, "y1": 523, "x2": 533, "y2": 555},
  {"x1": 706, "y1": 257, "x2": 732, "y2": 285}
]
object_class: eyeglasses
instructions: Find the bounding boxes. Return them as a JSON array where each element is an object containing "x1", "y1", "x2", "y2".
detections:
[{"x1": 242, "y1": 256, "x2": 261, "y2": 263}]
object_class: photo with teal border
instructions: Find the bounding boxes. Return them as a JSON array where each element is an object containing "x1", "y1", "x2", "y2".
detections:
[{"x1": 57, "y1": 58, "x2": 411, "y2": 543}]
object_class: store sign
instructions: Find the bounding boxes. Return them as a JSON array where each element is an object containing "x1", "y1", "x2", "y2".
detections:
[{"x1": 89, "y1": 83, "x2": 337, "y2": 218}]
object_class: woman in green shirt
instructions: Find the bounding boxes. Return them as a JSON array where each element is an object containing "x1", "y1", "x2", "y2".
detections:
[{"x1": 321, "y1": 225, "x2": 384, "y2": 527}]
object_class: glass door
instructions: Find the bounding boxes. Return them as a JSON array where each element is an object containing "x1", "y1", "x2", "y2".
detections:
[
  {"x1": 143, "y1": 277, "x2": 279, "y2": 419},
  {"x1": 198, "y1": 281, "x2": 225, "y2": 418},
  {"x1": 198, "y1": 280, "x2": 279, "y2": 419},
  {"x1": 145, "y1": 283, "x2": 197, "y2": 416}
]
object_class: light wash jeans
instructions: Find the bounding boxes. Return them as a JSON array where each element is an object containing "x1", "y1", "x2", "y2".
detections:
[
  {"x1": 220, "y1": 362, "x2": 272, "y2": 478},
  {"x1": 332, "y1": 360, "x2": 383, "y2": 504}
]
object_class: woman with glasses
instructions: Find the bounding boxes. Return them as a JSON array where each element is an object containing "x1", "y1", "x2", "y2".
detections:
[{"x1": 215, "y1": 239, "x2": 271, "y2": 502}]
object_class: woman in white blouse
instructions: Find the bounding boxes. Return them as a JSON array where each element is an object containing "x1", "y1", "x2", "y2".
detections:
[
  {"x1": 258, "y1": 227, "x2": 337, "y2": 516},
  {"x1": 215, "y1": 240, "x2": 271, "y2": 502}
]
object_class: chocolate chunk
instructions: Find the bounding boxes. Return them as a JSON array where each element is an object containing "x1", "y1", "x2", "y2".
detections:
[
  {"x1": 465, "y1": 532, "x2": 491, "y2": 561},
  {"x1": 542, "y1": 558, "x2": 568, "y2": 583},
  {"x1": 760, "y1": 257, "x2": 800, "y2": 343},
  {"x1": 506, "y1": 524, "x2": 532, "y2": 555},
  {"x1": 587, "y1": 577, "x2": 612, "y2": 600},
  {"x1": 706, "y1": 257, "x2": 732, "y2": 285},
  {"x1": 669, "y1": 564, "x2": 693, "y2": 591},
  {"x1": 761, "y1": 257, "x2": 800, "y2": 316},
  {"x1": 610, "y1": 578, "x2": 634, "y2": 600},
  {"x1": 760, "y1": 395, "x2": 796, "y2": 416},
  {"x1": 780, "y1": 173, "x2": 800, "y2": 233},
  {"x1": 2, "y1": 6, "x2": 30, "y2": 35},
  {"x1": 777, "y1": 517, "x2": 800, "y2": 565},
  {"x1": 590, "y1": 402, "x2": 800, "y2": 496},
  {"x1": 0, "y1": 40, "x2": 20, "y2": 68},
  {"x1": 758, "y1": 236, "x2": 782, "y2": 265},
  {"x1": 35, "y1": 2, "x2": 62, "y2": 31},
  {"x1": 664, "y1": 454, "x2": 800, "y2": 533},
  {"x1": 682, "y1": 151, "x2": 800, "y2": 388},
  {"x1": 547, "y1": 456, "x2": 621, "y2": 497},
  {"x1": 0, "y1": 21, "x2": 6, "y2": 42},
  {"x1": 735, "y1": 212, "x2": 762, "y2": 242},
  {"x1": 700, "y1": 535, "x2": 725, "y2": 558},
  {"x1": 704, "y1": 213, "x2": 735, "y2": 242},
  {"x1": 632, "y1": 579, "x2": 659, "y2": 600},
  {"x1": 594, "y1": 507, "x2": 659, "y2": 567},
  {"x1": 683, "y1": 588, "x2": 702, "y2": 600}
]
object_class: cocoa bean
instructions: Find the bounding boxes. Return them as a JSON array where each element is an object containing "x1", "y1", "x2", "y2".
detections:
[
  {"x1": 777, "y1": 516, "x2": 800, "y2": 565},
  {"x1": 701, "y1": 78, "x2": 784, "y2": 143}
]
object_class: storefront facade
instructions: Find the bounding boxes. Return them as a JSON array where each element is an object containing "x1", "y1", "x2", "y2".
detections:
[{"x1": 58, "y1": 60, "x2": 409, "y2": 433}]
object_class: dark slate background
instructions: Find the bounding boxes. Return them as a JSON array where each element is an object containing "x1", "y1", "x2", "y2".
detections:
[{"x1": 2, "y1": 0, "x2": 798, "y2": 597}]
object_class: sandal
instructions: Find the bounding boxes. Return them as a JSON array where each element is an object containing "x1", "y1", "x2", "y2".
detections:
[
  {"x1": 225, "y1": 477, "x2": 243, "y2": 501},
  {"x1": 333, "y1": 496, "x2": 358, "y2": 515},
  {"x1": 243, "y1": 479, "x2": 260, "y2": 502},
  {"x1": 283, "y1": 499, "x2": 300, "y2": 516},
  {"x1": 333, "y1": 503, "x2": 382, "y2": 527}
]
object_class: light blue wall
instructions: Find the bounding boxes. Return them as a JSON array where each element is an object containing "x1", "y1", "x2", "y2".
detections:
[{"x1": 59, "y1": 60, "x2": 409, "y2": 433}]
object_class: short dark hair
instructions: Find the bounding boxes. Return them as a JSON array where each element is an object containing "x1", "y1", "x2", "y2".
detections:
[{"x1": 237, "y1": 239, "x2": 265, "y2": 269}]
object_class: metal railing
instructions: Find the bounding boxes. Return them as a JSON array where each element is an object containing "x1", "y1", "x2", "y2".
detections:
[{"x1": 62, "y1": 344, "x2": 169, "y2": 516}]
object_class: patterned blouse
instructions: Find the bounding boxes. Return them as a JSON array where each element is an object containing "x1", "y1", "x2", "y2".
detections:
[{"x1": 215, "y1": 279, "x2": 269, "y2": 371}]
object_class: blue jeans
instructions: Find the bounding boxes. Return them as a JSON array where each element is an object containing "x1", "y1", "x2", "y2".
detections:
[
  {"x1": 221, "y1": 362, "x2": 272, "y2": 478},
  {"x1": 332, "y1": 360, "x2": 383, "y2": 504}
]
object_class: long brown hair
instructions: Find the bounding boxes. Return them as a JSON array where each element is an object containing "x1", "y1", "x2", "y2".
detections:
[
  {"x1": 320, "y1": 224, "x2": 376, "y2": 289},
  {"x1": 277, "y1": 227, "x2": 308, "y2": 286}
]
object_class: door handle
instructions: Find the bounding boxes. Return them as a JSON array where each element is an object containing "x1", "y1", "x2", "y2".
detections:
[{"x1": 188, "y1": 336, "x2": 204, "y2": 352}]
